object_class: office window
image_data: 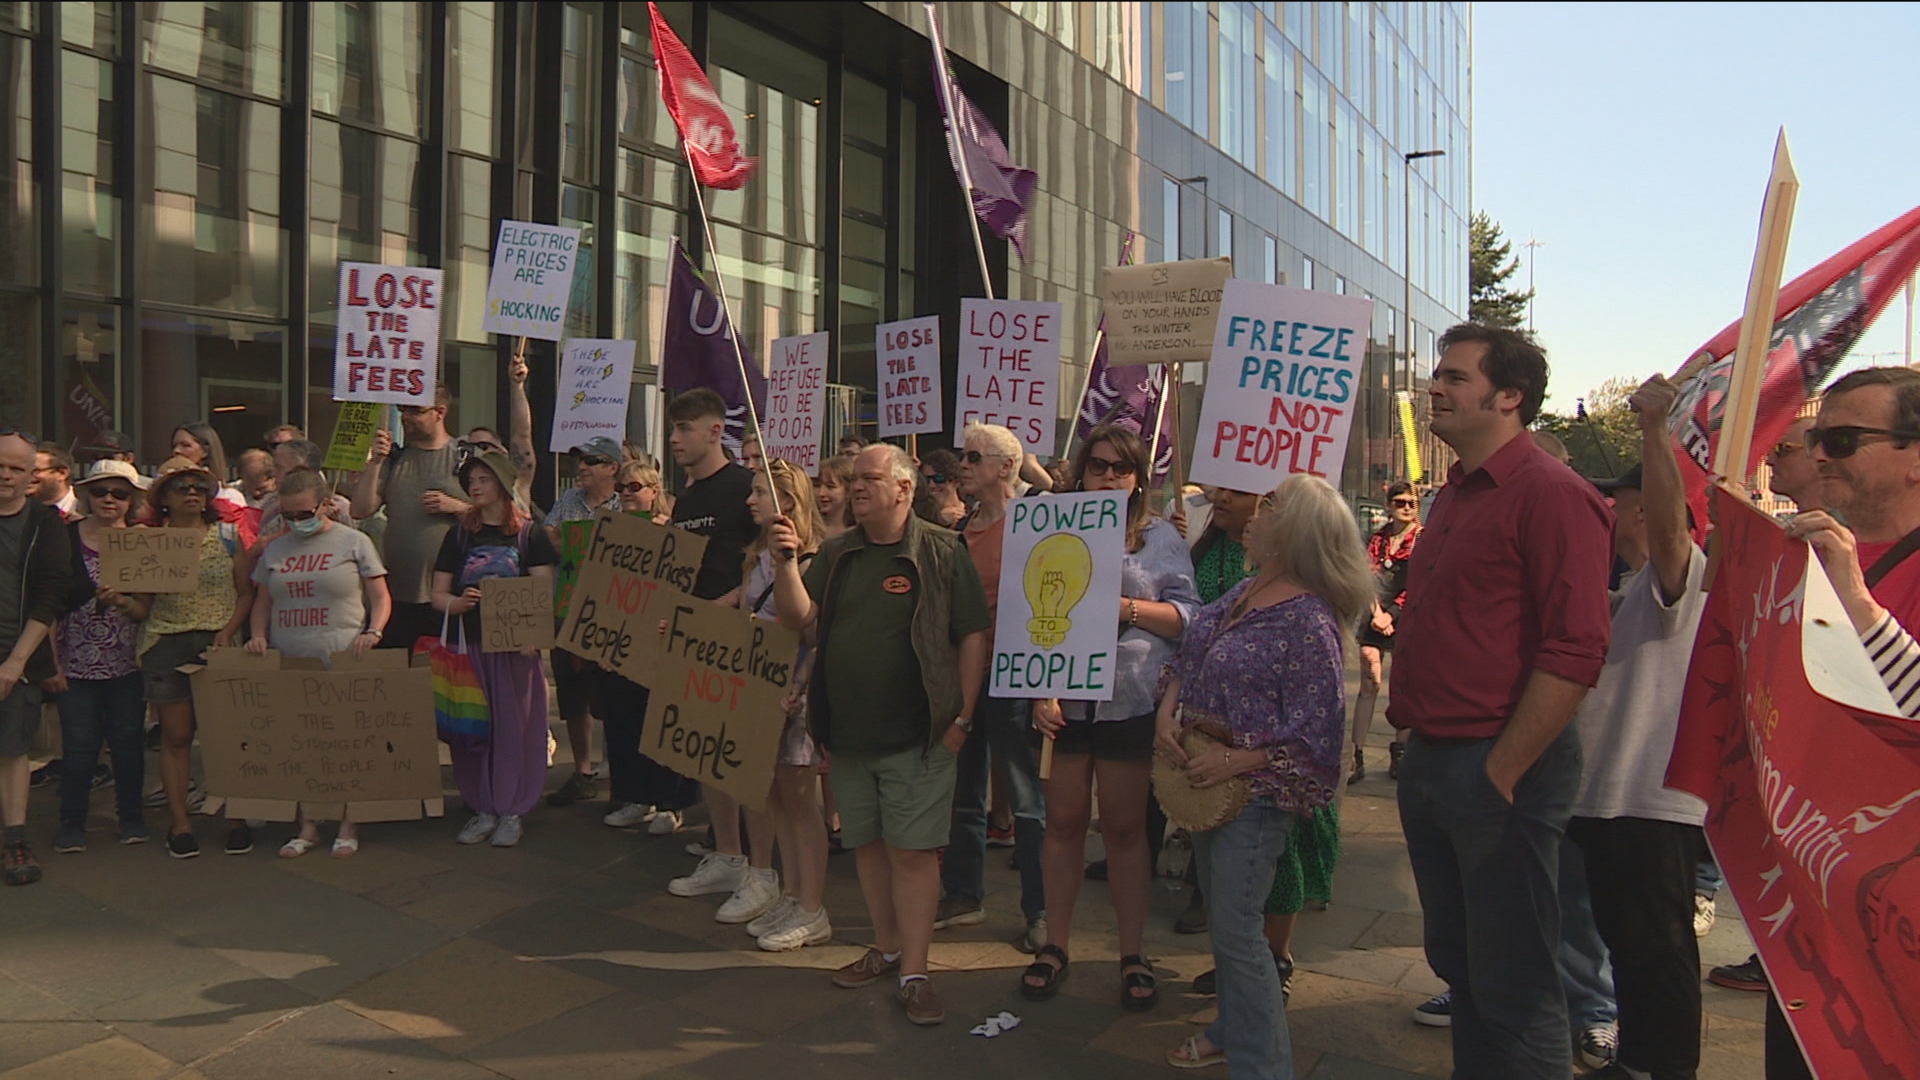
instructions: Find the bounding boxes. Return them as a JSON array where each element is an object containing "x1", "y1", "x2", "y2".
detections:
[
  {"x1": 1300, "y1": 67, "x2": 1327, "y2": 220},
  {"x1": 62, "y1": 53, "x2": 116, "y2": 296},
  {"x1": 1163, "y1": 1, "x2": 1208, "y2": 138},
  {"x1": 1219, "y1": 3, "x2": 1256, "y2": 167},
  {"x1": 448, "y1": 1, "x2": 495, "y2": 155},
  {"x1": 1162, "y1": 176, "x2": 1180, "y2": 260},
  {"x1": 312, "y1": 2, "x2": 427, "y2": 138},
  {"x1": 1301, "y1": 257, "x2": 1315, "y2": 290},
  {"x1": 1217, "y1": 209, "x2": 1232, "y2": 260},
  {"x1": 561, "y1": 2, "x2": 598, "y2": 184},
  {"x1": 142, "y1": 2, "x2": 284, "y2": 99},
  {"x1": 144, "y1": 76, "x2": 283, "y2": 316},
  {"x1": 1262, "y1": 24, "x2": 1294, "y2": 198},
  {"x1": 0, "y1": 36, "x2": 30, "y2": 286}
]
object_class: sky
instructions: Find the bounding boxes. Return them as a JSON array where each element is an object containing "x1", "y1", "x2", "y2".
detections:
[{"x1": 1471, "y1": 3, "x2": 1920, "y2": 412}]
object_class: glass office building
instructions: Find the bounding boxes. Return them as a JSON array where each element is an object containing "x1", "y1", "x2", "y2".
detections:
[{"x1": 0, "y1": 1, "x2": 1468, "y2": 502}]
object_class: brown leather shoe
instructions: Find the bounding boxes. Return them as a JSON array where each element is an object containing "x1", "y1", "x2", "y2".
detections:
[
  {"x1": 832, "y1": 947, "x2": 900, "y2": 989},
  {"x1": 898, "y1": 977, "x2": 945, "y2": 1025}
]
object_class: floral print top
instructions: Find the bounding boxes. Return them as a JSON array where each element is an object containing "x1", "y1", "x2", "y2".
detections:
[
  {"x1": 58, "y1": 538, "x2": 138, "y2": 680},
  {"x1": 1160, "y1": 579, "x2": 1346, "y2": 813}
]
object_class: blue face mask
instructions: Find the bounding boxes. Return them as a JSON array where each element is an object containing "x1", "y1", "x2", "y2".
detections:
[{"x1": 289, "y1": 516, "x2": 323, "y2": 538}]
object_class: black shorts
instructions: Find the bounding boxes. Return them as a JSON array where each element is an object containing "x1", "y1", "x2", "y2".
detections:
[
  {"x1": 381, "y1": 601, "x2": 442, "y2": 653},
  {"x1": 551, "y1": 648, "x2": 594, "y2": 719},
  {"x1": 1052, "y1": 712, "x2": 1156, "y2": 762}
]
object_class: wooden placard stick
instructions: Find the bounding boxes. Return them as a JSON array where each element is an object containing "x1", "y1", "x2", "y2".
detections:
[{"x1": 1713, "y1": 129, "x2": 1799, "y2": 489}]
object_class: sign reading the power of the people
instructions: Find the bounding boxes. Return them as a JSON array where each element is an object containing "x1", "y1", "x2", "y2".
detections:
[
  {"x1": 555, "y1": 511, "x2": 706, "y2": 686},
  {"x1": 876, "y1": 316, "x2": 942, "y2": 437},
  {"x1": 1191, "y1": 280, "x2": 1371, "y2": 492},
  {"x1": 955, "y1": 299, "x2": 1062, "y2": 454},
  {"x1": 763, "y1": 332, "x2": 828, "y2": 469},
  {"x1": 990, "y1": 491, "x2": 1125, "y2": 701},
  {"x1": 482, "y1": 221, "x2": 582, "y2": 341},
  {"x1": 549, "y1": 339, "x2": 636, "y2": 452},
  {"x1": 334, "y1": 263, "x2": 442, "y2": 406},
  {"x1": 645, "y1": 597, "x2": 800, "y2": 810}
]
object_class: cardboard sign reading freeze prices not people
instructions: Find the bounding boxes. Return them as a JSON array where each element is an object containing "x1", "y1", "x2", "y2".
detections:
[
  {"x1": 334, "y1": 262, "x2": 442, "y2": 406},
  {"x1": 955, "y1": 298, "x2": 1061, "y2": 454},
  {"x1": 482, "y1": 220, "x2": 582, "y2": 341},
  {"x1": 645, "y1": 597, "x2": 801, "y2": 811},
  {"x1": 763, "y1": 332, "x2": 828, "y2": 470},
  {"x1": 990, "y1": 491, "x2": 1126, "y2": 702},
  {"x1": 555, "y1": 511, "x2": 706, "y2": 687},
  {"x1": 1191, "y1": 280, "x2": 1372, "y2": 493},
  {"x1": 876, "y1": 316, "x2": 941, "y2": 437}
]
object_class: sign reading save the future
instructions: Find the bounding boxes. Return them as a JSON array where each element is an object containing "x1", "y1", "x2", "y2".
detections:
[
  {"x1": 482, "y1": 221, "x2": 581, "y2": 341},
  {"x1": 989, "y1": 491, "x2": 1125, "y2": 702},
  {"x1": 1190, "y1": 280, "x2": 1372, "y2": 493}
]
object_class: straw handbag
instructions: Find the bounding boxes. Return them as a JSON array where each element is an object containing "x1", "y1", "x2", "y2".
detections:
[{"x1": 1153, "y1": 717, "x2": 1251, "y2": 832}]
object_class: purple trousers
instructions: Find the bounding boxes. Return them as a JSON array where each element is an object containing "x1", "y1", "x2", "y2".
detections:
[{"x1": 447, "y1": 647, "x2": 549, "y2": 818}]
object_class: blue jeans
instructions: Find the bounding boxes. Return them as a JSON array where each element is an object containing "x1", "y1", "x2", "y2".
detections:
[
  {"x1": 1194, "y1": 804, "x2": 1297, "y2": 1080},
  {"x1": 1400, "y1": 729, "x2": 1582, "y2": 1080},
  {"x1": 943, "y1": 695, "x2": 1045, "y2": 919},
  {"x1": 1694, "y1": 853, "x2": 1721, "y2": 899},
  {"x1": 57, "y1": 673, "x2": 147, "y2": 829},
  {"x1": 1560, "y1": 835, "x2": 1618, "y2": 1029}
]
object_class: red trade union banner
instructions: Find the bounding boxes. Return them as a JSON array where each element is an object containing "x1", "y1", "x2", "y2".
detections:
[
  {"x1": 1669, "y1": 491, "x2": 1920, "y2": 1078},
  {"x1": 648, "y1": 3, "x2": 755, "y2": 190}
]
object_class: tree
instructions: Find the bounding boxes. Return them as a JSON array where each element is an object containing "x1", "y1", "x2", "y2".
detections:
[
  {"x1": 1533, "y1": 375, "x2": 1644, "y2": 480},
  {"x1": 1470, "y1": 211, "x2": 1534, "y2": 330}
]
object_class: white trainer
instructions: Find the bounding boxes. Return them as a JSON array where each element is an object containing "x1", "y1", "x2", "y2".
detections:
[
  {"x1": 757, "y1": 906, "x2": 831, "y2": 952},
  {"x1": 490, "y1": 814, "x2": 524, "y2": 847},
  {"x1": 647, "y1": 810, "x2": 683, "y2": 835},
  {"x1": 668, "y1": 852, "x2": 747, "y2": 897},
  {"x1": 456, "y1": 814, "x2": 498, "y2": 845},
  {"x1": 715, "y1": 867, "x2": 781, "y2": 924},
  {"x1": 746, "y1": 895, "x2": 798, "y2": 937},
  {"x1": 603, "y1": 803, "x2": 652, "y2": 829},
  {"x1": 1693, "y1": 893, "x2": 1717, "y2": 938}
]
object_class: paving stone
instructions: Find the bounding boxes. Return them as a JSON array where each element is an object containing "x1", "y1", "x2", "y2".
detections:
[
  {"x1": 0, "y1": 1034, "x2": 175, "y2": 1080},
  {"x1": 192, "y1": 1003, "x2": 499, "y2": 1080},
  {"x1": 339, "y1": 937, "x2": 615, "y2": 1055}
]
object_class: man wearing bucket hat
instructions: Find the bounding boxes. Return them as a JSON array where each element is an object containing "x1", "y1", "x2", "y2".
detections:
[{"x1": 0, "y1": 429, "x2": 73, "y2": 885}]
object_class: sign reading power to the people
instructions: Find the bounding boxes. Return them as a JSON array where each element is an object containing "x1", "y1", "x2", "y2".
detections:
[
  {"x1": 334, "y1": 262, "x2": 443, "y2": 407},
  {"x1": 644, "y1": 598, "x2": 800, "y2": 810}
]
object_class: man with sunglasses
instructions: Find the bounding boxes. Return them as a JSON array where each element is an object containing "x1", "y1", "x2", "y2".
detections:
[
  {"x1": 0, "y1": 430, "x2": 73, "y2": 885},
  {"x1": 1764, "y1": 417, "x2": 1822, "y2": 511},
  {"x1": 351, "y1": 384, "x2": 470, "y2": 651},
  {"x1": 543, "y1": 436, "x2": 625, "y2": 808}
]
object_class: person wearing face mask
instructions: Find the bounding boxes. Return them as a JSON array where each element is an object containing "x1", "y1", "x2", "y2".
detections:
[{"x1": 244, "y1": 468, "x2": 390, "y2": 857}]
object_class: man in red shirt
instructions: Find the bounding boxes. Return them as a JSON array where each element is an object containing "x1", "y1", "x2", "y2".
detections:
[{"x1": 1390, "y1": 324, "x2": 1614, "y2": 1079}]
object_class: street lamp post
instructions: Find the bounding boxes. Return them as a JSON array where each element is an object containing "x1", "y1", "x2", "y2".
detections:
[
  {"x1": 1523, "y1": 236, "x2": 1545, "y2": 334},
  {"x1": 1402, "y1": 149, "x2": 1444, "y2": 479}
]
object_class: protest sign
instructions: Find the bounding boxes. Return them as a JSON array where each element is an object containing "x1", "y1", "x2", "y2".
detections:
[
  {"x1": 334, "y1": 262, "x2": 442, "y2": 406},
  {"x1": 190, "y1": 648, "x2": 442, "y2": 822},
  {"x1": 644, "y1": 597, "x2": 801, "y2": 809},
  {"x1": 322, "y1": 401, "x2": 382, "y2": 471},
  {"x1": 1190, "y1": 280, "x2": 1371, "y2": 492},
  {"x1": 480, "y1": 576, "x2": 556, "y2": 653},
  {"x1": 1098, "y1": 257, "x2": 1232, "y2": 366},
  {"x1": 877, "y1": 316, "x2": 942, "y2": 437},
  {"x1": 553, "y1": 519, "x2": 597, "y2": 621},
  {"x1": 955, "y1": 298, "x2": 1061, "y2": 453},
  {"x1": 99, "y1": 528, "x2": 204, "y2": 593},
  {"x1": 555, "y1": 511, "x2": 706, "y2": 685},
  {"x1": 482, "y1": 220, "x2": 582, "y2": 341},
  {"x1": 763, "y1": 332, "x2": 828, "y2": 469},
  {"x1": 550, "y1": 339, "x2": 637, "y2": 452},
  {"x1": 990, "y1": 491, "x2": 1125, "y2": 702}
]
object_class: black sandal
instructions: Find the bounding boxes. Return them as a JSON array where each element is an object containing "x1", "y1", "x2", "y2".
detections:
[
  {"x1": 1120, "y1": 954, "x2": 1158, "y2": 1011},
  {"x1": 1020, "y1": 944, "x2": 1069, "y2": 1001}
]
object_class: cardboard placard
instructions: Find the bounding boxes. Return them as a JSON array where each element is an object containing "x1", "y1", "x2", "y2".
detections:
[
  {"x1": 554, "y1": 511, "x2": 707, "y2": 685},
  {"x1": 99, "y1": 527, "x2": 204, "y2": 593},
  {"x1": 189, "y1": 648, "x2": 441, "y2": 822},
  {"x1": 644, "y1": 597, "x2": 802, "y2": 809},
  {"x1": 322, "y1": 401, "x2": 382, "y2": 471},
  {"x1": 1099, "y1": 257, "x2": 1233, "y2": 365},
  {"x1": 876, "y1": 316, "x2": 942, "y2": 437},
  {"x1": 763, "y1": 332, "x2": 828, "y2": 470},
  {"x1": 990, "y1": 492, "x2": 1126, "y2": 701},
  {"x1": 955, "y1": 298, "x2": 1062, "y2": 454},
  {"x1": 552, "y1": 519, "x2": 597, "y2": 622},
  {"x1": 482, "y1": 220, "x2": 582, "y2": 341},
  {"x1": 479, "y1": 576, "x2": 556, "y2": 653},
  {"x1": 334, "y1": 262, "x2": 442, "y2": 406},
  {"x1": 550, "y1": 338, "x2": 637, "y2": 452},
  {"x1": 1191, "y1": 280, "x2": 1372, "y2": 493}
]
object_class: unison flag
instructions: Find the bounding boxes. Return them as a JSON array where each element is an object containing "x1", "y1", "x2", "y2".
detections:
[
  {"x1": 663, "y1": 241, "x2": 764, "y2": 451},
  {"x1": 648, "y1": 3, "x2": 755, "y2": 190},
  {"x1": 1076, "y1": 327, "x2": 1175, "y2": 480},
  {"x1": 923, "y1": 4, "x2": 1035, "y2": 261}
]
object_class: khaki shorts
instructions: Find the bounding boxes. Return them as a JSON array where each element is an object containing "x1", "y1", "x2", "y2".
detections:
[
  {"x1": 830, "y1": 741, "x2": 957, "y2": 851},
  {"x1": 141, "y1": 631, "x2": 217, "y2": 705}
]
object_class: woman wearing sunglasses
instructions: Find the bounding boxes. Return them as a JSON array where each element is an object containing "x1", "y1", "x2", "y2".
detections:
[
  {"x1": 1350, "y1": 480, "x2": 1423, "y2": 783},
  {"x1": 914, "y1": 448, "x2": 967, "y2": 528},
  {"x1": 1024, "y1": 423, "x2": 1199, "y2": 1011},
  {"x1": 51, "y1": 461, "x2": 153, "y2": 853},
  {"x1": 244, "y1": 468, "x2": 391, "y2": 857}
]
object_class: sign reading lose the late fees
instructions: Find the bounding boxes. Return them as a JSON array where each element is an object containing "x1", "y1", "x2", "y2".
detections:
[
  {"x1": 763, "y1": 332, "x2": 828, "y2": 469},
  {"x1": 955, "y1": 299, "x2": 1061, "y2": 454},
  {"x1": 990, "y1": 491, "x2": 1125, "y2": 701},
  {"x1": 645, "y1": 597, "x2": 801, "y2": 810},
  {"x1": 550, "y1": 339, "x2": 637, "y2": 453},
  {"x1": 877, "y1": 316, "x2": 942, "y2": 437},
  {"x1": 1191, "y1": 280, "x2": 1371, "y2": 492},
  {"x1": 334, "y1": 262, "x2": 442, "y2": 406},
  {"x1": 482, "y1": 221, "x2": 582, "y2": 341}
]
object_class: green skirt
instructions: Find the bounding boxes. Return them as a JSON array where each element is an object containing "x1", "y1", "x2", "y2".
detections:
[{"x1": 1263, "y1": 803, "x2": 1340, "y2": 915}]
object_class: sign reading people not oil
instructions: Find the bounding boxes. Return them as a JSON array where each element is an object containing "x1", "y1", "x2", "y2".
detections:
[{"x1": 989, "y1": 491, "x2": 1126, "y2": 701}]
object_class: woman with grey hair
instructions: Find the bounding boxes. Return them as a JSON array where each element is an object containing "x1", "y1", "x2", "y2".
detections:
[{"x1": 1155, "y1": 474, "x2": 1372, "y2": 1076}]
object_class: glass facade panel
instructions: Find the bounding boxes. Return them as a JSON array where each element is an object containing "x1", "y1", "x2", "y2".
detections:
[
  {"x1": 313, "y1": 1, "x2": 426, "y2": 137},
  {"x1": 144, "y1": 75, "x2": 282, "y2": 315},
  {"x1": 63, "y1": 53, "x2": 116, "y2": 297},
  {"x1": 143, "y1": 2, "x2": 283, "y2": 99},
  {"x1": 62, "y1": 2, "x2": 113, "y2": 52},
  {"x1": 0, "y1": 35, "x2": 29, "y2": 286},
  {"x1": 444, "y1": 154, "x2": 491, "y2": 345},
  {"x1": 562, "y1": 3, "x2": 599, "y2": 185},
  {"x1": 447, "y1": 1, "x2": 495, "y2": 156},
  {"x1": 139, "y1": 310, "x2": 284, "y2": 464},
  {"x1": 1263, "y1": 25, "x2": 1294, "y2": 198},
  {"x1": 0, "y1": 291, "x2": 35, "y2": 434},
  {"x1": 59, "y1": 301, "x2": 117, "y2": 445},
  {"x1": 309, "y1": 118, "x2": 423, "y2": 318}
]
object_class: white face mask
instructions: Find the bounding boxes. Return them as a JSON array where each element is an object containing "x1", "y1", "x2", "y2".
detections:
[{"x1": 289, "y1": 515, "x2": 323, "y2": 538}]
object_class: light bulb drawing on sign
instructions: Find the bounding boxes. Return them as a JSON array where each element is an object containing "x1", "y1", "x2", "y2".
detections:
[{"x1": 1024, "y1": 533, "x2": 1093, "y2": 648}]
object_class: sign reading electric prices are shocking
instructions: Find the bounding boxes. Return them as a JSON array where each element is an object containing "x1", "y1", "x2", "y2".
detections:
[
  {"x1": 1191, "y1": 280, "x2": 1373, "y2": 493},
  {"x1": 483, "y1": 221, "x2": 582, "y2": 341}
]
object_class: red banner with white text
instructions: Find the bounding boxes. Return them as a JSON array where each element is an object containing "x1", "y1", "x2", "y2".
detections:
[{"x1": 648, "y1": 2, "x2": 755, "y2": 190}]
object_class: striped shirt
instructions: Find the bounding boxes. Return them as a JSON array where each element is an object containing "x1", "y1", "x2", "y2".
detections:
[{"x1": 1860, "y1": 610, "x2": 1920, "y2": 718}]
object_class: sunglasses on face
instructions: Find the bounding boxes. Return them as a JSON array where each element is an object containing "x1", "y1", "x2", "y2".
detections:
[
  {"x1": 91, "y1": 487, "x2": 135, "y2": 500},
  {"x1": 618, "y1": 481, "x2": 654, "y2": 494},
  {"x1": 282, "y1": 508, "x2": 318, "y2": 522},
  {"x1": 578, "y1": 455, "x2": 615, "y2": 468},
  {"x1": 923, "y1": 473, "x2": 949, "y2": 485},
  {"x1": 1391, "y1": 497, "x2": 1419, "y2": 508},
  {"x1": 168, "y1": 480, "x2": 214, "y2": 495},
  {"x1": 1083, "y1": 456, "x2": 1137, "y2": 479},
  {"x1": 960, "y1": 450, "x2": 1007, "y2": 465},
  {"x1": 1804, "y1": 425, "x2": 1920, "y2": 459}
]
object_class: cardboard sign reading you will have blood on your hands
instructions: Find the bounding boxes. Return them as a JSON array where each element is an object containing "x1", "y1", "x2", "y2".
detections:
[
  {"x1": 955, "y1": 299, "x2": 1061, "y2": 454},
  {"x1": 645, "y1": 597, "x2": 801, "y2": 811},
  {"x1": 334, "y1": 262, "x2": 443, "y2": 406},
  {"x1": 1191, "y1": 280, "x2": 1371, "y2": 493}
]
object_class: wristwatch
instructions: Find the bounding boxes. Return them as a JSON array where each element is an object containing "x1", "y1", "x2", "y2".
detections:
[
  {"x1": 954, "y1": 715, "x2": 974, "y2": 733},
  {"x1": 362, "y1": 629, "x2": 383, "y2": 641}
]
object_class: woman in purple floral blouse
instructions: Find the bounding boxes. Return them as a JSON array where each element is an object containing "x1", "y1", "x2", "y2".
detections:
[{"x1": 1155, "y1": 475, "x2": 1374, "y2": 1077}]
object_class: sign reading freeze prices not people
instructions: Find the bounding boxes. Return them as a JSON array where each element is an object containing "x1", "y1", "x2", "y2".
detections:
[
  {"x1": 1191, "y1": 280, "x2": 1371, "y2": 493},
  {"x1": 334, "y1": 263, "x2": 442, "y2": 406},
  {"x1": 482, "y1": 221, "x2": 582, "y2": 341},
  {"x1": 989, "y1": 491, "x2": 1125, "y2": 702},
  {"x1": 876, "y1": 316, "x2": 941, "y2": 437},
  {"x1": 550, "y1": 339, "x2": 637, "y2": 452},
  {"x1": 763, "y1": 332, "x2": 828, "y2": 470},
  {"x1": 955, "y1": 299, "x2": 1061, "y2": 453}
]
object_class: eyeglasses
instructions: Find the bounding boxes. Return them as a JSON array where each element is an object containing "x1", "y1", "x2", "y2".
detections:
[
  {"x1": 91, "y1": 487, "x2": 135, "y2": 501},
  {"x1": 1390, "y1": 497, "x2": 1419, "y2": 508},
  {"x1": 1804, "y1": 425, "x2": 1920, "y2": 459},
  {"x1": 1083, "y1": 456, "x2": 1137, "y2": 479},
  {"x1": 399, "y1": 405, "x2": 441, "y2": 416},
  {"x1": 282, "y1": 508, "x2": 318, "y2": 522},
  {"x1": 578, "y1": 455, "x2": 615, "y2": 468},
  {"x1": 617, "y1": 481, "x2": 654, "y2": 494},
  {"x1": 960, "y1": 450, "x2": 1008, "y2": 465},
  {"x1": 923, "y1": 473, "x2": 949, "y2": 485},
  {"x1": 166, "y1": 479, "x2": 214, "y2": 495}
]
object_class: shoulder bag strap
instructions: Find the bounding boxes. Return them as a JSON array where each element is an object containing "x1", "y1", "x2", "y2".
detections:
[{"x1": 1865, "y1": 525, "x2": 1920, "y2": 589}]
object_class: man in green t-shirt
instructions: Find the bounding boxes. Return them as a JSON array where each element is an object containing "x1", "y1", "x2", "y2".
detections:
[{"x1": 769, "y1": 443, "x2": 990, "y2": 1027}]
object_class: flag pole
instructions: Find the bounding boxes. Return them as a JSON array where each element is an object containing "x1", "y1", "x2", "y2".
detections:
[
  {"x1": 924, "y1": 2, "x2": 996, "y2": 301},
  {"x1": 1146, "y1": 362, "x2": 1173, "y2": 480},
  {"x1": 1063, "y1": 232, "x2": 1138, "y2": 461}
]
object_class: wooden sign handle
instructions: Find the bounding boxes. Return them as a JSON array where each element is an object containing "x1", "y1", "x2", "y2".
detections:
[{"x1": 1039, "y1": 734, "x2": 1055, "y2": 780}]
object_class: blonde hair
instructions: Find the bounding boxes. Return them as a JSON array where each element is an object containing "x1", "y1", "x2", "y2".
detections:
[
  {"x1": 1246, "y1": 474, "x2": 1375, "y2": 637},
  {"x1": 745, "y1": 459, "x2": 826, "y2": 572},
  {"x1": 616, "y1": 459, "x2": 661, "y2": 489}
]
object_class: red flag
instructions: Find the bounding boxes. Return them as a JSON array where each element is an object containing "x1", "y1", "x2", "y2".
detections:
[{"x1": 647, "y1": 3, "x2": 755, "y2": 190}]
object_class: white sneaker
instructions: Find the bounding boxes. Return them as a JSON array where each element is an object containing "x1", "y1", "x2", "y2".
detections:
[
  {"x1": 746, "y1": 895, "x2": 798, "y2": 937},
  {"x1": 758, "y1": 906, "x2": 831, "y2": 951},
  {"x1": 1578, "y1": 1022, "x2": 1619, "y2": 1070},
  {"x1": 490, "y1": 814, "x2": 524, "y2": 847},
  {"x1": 603, "y1": 803, "x2": 652, "y2": 828},
  {"x1": 715, "y1": 867, "x2": 781, "y2": 924},
  {"x1": 669, "y1": 852, "x2": 747, "y2": 897},
  {"x1": 1694, "y1": 893, "x2": 1716, "y2": 938},
  {"x1": 648, "y1": 810, "x2": 683, "y2": 836},
  {"x1": 457, "y1": 814, "x2": 498, "y2": 845}
]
